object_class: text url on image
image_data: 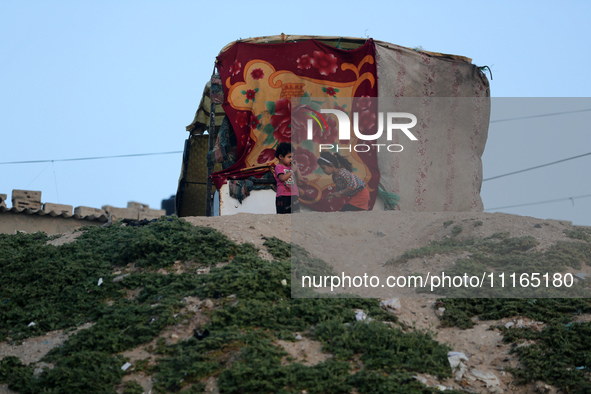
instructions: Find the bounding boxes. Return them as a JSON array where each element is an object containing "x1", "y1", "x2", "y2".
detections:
[{"x1": 301, "y1": 272, "x2": 574, "y2": 292}]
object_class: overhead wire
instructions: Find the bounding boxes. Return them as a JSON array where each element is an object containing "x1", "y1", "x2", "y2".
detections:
[
  {"x1": 25, "y1": 162, "x2": 52, "y2": 188},
  {"x1": 0, "y1": 151, "x2": 183, "y2": 166},
  {"x1": 486, "y1": 193, "x2": 591, "y2": 211},
  {"x1": 482, "y1": 151, "x2": 591, "y2": 181},
  {"x1": 489, "y1": 108, "x2": 591, "y2": 124}
]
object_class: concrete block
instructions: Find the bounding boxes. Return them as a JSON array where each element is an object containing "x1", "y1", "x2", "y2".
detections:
[
  {"x1": 13, "y1": 200, "x2": 42, "y2": 210},
  {"x1": 102, "y1": 205, "x2": 138, "y2": 220},
  {"x1": 43, "y1": 203, "x2": 73, "y2": 215},
  {"x1": 127, "y1": 201, "x2": 149, "y2": 209},
  {"x1": 74, "y1": 206, "x2": 107, "y2": 217},
  {"x1": 12, "y1": 190, "x2": 41, "y2": 204},
  {"x1": 139, "y1": 208, "x2": 166, "y2": 220}
]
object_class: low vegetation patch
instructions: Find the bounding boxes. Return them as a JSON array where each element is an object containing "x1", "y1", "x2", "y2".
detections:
[
  {"x1": 0, "y1": 219, "x2": 452, "y2": 393},
  {"x1": 503, "y1": 320, "x2": 591, "y2": 392},
  {"x1": 390, "y1": 231, "x2": 591, "y2": 297},
  {"x1": 389, "y1": 226, "x2": 591, "y2": 392}
]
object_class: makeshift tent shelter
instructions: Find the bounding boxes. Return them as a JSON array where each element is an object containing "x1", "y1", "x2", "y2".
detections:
[{"x1": 176, "y1": 34, "x2": 490, "y2": 216}]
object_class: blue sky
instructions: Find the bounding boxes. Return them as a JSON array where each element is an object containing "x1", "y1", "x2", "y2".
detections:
[{"x1": 1, "y1": 1, "x2": 590, "y2": 224}]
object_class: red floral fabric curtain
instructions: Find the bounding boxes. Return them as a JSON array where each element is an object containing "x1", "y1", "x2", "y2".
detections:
[{"x1": 212, "y1": 39, "x2": 380, "y2": 211}]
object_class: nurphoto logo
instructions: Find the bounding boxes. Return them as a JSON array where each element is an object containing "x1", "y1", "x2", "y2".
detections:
[{"x1": 304, "y1": 105, "x2": 419, "y2": 153}]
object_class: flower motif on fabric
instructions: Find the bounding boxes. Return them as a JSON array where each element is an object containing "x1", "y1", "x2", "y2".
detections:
[
  {"x1": 313, "y1": 115, "x2": 338, "y2": 145},
  {"x1": 257, "y1": 148, "x2": 276, "y2": 164},
  {"x1": 293, "y1": 147, "x2": 319, "y2": 176},
  {"x1": 236, "y1": 111, "x2": 250, "y2": 129},
  {"x1": 311, "y1": 51, "x2": 338, "y2": 76},
  {"x1": 355, "y1": 95, "x2": 373, "y2": 111},
  {"x1": 298, "y1": 180, "x2": 320, "y2": 201},
  {"x1": 356, "y1": 111, "x2": 377, "y2": 133},
  {"x1": 229, "y1": 60, "x2": 242, "y2": 77},
  {"x1": 297, "y1": 54, "x2": 312, "y2": 70},
  {"x1": 322, "y1": 86, "x2": 339, "y2": 97},
  {"x1": 250, "y1": 114, "x2": 262, "y2": 130},
  {"x1": 250, "y1": 68, "x2": 264, "y2": 80},
  {"x1": 291, "y1": 111, "x2": 338, "y2": 145},
  {"x1": 262, "y1": 92, "x2": 336, "y2": 146},
  {"x1": 241, "y1": 88, "x2": 259, "y2": 104},
  {"x1": 240, "y1": 133, "x2": 249, "y2": 146},
  {"x1": 354, "y1": 96, "x2": 377, "y2": 133},
  {"x1": 269, "y1": 98, "x2": 292, "y2": 143}
]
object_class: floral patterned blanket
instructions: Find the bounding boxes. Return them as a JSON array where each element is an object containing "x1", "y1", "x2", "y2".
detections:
[{"x1": 211, "y1": 39, "x2": 380, "y2": 211}]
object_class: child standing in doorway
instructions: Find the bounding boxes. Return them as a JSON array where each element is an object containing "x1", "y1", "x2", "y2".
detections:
[
  {"x1": 274, "y1": 142, "x2": 301, "y2": 214},
  {"x1": 317, "y1": 151, "x2": 370, "y2": 211}
]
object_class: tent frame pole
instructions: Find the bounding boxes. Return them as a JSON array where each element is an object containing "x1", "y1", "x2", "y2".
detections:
[{"x1": 205, "y1": 96, "x2": 216, "y2": 216}]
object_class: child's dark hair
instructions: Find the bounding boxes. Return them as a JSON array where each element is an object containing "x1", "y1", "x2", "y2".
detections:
[
  {"x1": 317, "y1": 152, "x2": 353, "y2": 172},
  {"x1": 275, "y1": 142, "x2": 294, "y2": 159}
]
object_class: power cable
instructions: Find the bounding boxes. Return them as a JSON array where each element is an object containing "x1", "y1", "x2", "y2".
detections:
[
  {"x1": 0, "y1": 151, "x2": 183, "y2": 166},
  {"x1": 489, "y1": 108, "x2": 591, "y2": 124},
  {"x1": 483, "y1": 151, "x2": 591, "y2": 181},
  {"x1": 51, "y1": 161, "x2": 60, "y2": 203},
  {"x1": 25, "y1": 162, "x2": 52, "y2": 188},
  {"x1": 485, "y1": 193, "x2": 591, "y2": 211}
]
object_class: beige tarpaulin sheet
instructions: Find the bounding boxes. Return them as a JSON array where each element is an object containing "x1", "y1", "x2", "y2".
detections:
[{"x1": 375, "y1": 41, "x2": 490, "y2": 212}]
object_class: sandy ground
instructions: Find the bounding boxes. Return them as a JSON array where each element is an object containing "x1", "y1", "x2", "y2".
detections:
[
  {"x1": 3, "y1": 210, "x2": 589, "y2": 393},
  {"x1": 187, "y1": 211, "x2": 587, "y2": 298}
]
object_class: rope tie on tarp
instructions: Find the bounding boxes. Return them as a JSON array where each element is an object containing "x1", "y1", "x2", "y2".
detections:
[{"x1": 478, "y1": 65, "x2": 493, "y2": 80}]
